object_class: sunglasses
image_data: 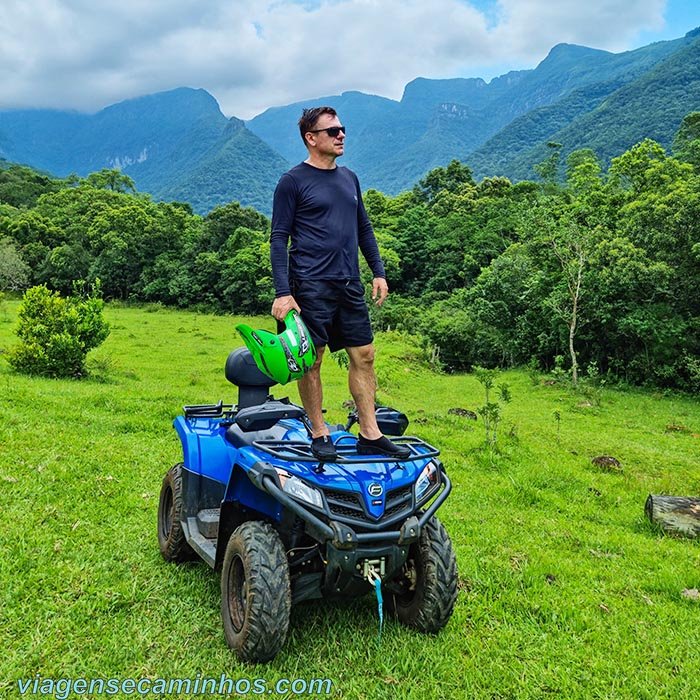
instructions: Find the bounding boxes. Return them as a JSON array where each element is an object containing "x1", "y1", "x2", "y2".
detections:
[{"x1": 307, "y1": 125, "x2": 346, "y2": 137}]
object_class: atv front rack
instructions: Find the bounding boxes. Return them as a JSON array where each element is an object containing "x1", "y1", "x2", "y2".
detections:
[{"x1": 252, "y1": 435, "x2": 439, "y2": 464}]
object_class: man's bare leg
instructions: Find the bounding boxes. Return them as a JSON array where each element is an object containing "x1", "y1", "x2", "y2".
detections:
[
  {"x1": 346, "y1": 344, "x2": 382, "y2": 440},
  {"x1": 297, "y1": 346, "x2": 328, "y2": 437}
]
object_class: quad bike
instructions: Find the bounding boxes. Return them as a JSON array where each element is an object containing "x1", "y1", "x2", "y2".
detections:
[{"x1": 157, "y1": 346, "x2": 458, "y2": 662}]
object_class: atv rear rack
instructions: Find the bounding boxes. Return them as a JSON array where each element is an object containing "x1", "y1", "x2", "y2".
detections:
[
  {"x1": 183, "y1": 401, "x2": 235, "y2": 419},
  {"x1": 252, "y1": 435, "x2": 439, "y2": 464}
]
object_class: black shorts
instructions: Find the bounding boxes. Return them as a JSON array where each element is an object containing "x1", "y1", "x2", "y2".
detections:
[{"x1": 281, "y1": 278, "x2": 373, "y2": 352}]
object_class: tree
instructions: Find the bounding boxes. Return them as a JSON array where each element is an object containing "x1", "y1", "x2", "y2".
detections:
[
  {"x1": 608, "y1": 139, "x2": 668, "y2": 194},
  {"x1": 426, "y1": 243, "x2": 550, "y2": 370},
  {"x1": 201, "y1": 201, "x2": 269, "y2": 253},
  {"x1": 583, "y1": 236, "x2": 677, "y2": 385},
  {"x1": 534, "y1": 142, "x2": 562, "y2": 188},
  {"x1": 412, "y1": 159, "x2": 475, "y2": 204},
  {"x1": 520, "y1": 199, "x2": 595, "y2": 385},
  {"x1": 0, "y1": 237, "x2": 30, "y2": 291},
  {"x1": 549, "y1": 219, "x2": 587, "y2": 385},
  {"x1": 86, "y1": 201, "x2": 183, "y2": 299},
  {"x1": 219, "y1": 229, "x2": 273, "y2": 315},
  {"x1": 610, "y1": 141, "x2": 700, "y2": 320},
  {"x1": 2, "y1": 211, "x2": 64, "y2": 285},
  {"x1": 672, "y1": 111, "x2": 700, "y2": 170},
  {"x1": 0, "y1": 163, "x2": 60, "y2": 207},
  {"x1": 391, "y1": 203, "x2": 435, "y2": 295},
  {"x1": 476, "y1": 176, "x2": 512, "y2": 199},
  {"x1": 83, "y1": 169, "x2": 136, "y2": 193},
  {"x1": 362, "y1": 189, "x2": 388, "y2": 224},
  {"x1": 566, "y1": 149, "x2": 602, "y2": 195},
  {"x1": 41, "y1": 243, "x2": 91, "y2": 295}
]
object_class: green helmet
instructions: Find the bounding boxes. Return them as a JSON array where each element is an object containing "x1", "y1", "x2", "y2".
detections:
[{"x1": 235, "y1": 310, "x2": 316, "y2": 385}]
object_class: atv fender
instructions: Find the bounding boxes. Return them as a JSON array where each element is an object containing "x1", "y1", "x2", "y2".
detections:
[
  {"x1": 214, "y1": 463, "x2": 285, "y2": 570},
  {"x1": 173, "y1": 415, "x2": 236, "y2": 483}
]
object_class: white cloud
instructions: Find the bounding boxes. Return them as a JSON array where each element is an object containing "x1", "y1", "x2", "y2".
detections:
[
  {"x1": 0, "y1": 0, "x2": 673, "y2": 119},
  {"x1": 493, "y1": 0, "x2": 666, "y2": 57}
]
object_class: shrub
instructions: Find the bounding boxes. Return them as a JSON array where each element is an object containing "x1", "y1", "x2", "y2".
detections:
[
  {"x1": 419, "y1": 294, "x2": 502, "y2": 372},
  {"x1": 8, "y1": 283, "x2": 110, "y2": 378},
  {"x1": 369, "y1": 294, "x2": 422, "y2": 333}
]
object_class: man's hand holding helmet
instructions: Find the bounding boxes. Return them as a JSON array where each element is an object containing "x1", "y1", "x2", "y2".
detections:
[{"x1": 272, "y1": 295, "x2": 301, "y2": 321}]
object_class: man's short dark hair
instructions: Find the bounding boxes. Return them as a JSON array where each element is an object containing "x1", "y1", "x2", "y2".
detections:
[{"x1": 298, "y1": 106, "x2": 337, "y2": 145}]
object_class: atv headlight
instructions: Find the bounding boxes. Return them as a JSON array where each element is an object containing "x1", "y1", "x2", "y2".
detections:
[
  {"x1": 415, "y1": 461, "x2": 439, "y2": 502},
  {"x1": 275, "y1": 469, "x2": 324, "y2": 509}
]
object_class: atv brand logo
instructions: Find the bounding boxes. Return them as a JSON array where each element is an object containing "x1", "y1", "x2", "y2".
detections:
[
  {"x1": 251, "y1": 331, "x2": 264, "y2": 346},
  {"x1": 367, "y1": 482, "x2": 383, "y2": 497}
]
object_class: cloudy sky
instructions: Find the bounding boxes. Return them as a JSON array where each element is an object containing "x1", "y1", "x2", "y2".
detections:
[{"x1": 1, "y1": 0, "x2": 699, "y2": 120}]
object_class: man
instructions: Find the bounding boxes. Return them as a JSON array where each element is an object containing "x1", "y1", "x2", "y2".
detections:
[{"x1": 270, "y1": 106, "x2": 410, "y2": 461}]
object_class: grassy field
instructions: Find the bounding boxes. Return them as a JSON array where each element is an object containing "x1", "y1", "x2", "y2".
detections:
[{"x1": 1, "y1": 301, "x2": 699, "y2": 699}]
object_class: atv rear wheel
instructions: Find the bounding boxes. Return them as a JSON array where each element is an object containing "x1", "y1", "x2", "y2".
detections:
[
  {"x1": 386, "y1": 515, "x2": 457, "y2": 633},
  {"x1": 157, "y1": 463, "x2": 194, "y2": 562},
  {"x1": 221, "y1": 521, "x2": 291, "y2": 662}
]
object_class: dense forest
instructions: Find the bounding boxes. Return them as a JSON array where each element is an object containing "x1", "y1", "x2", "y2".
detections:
[{"x1": 1, "y1": 113, "x2": 699, "y2": 392}]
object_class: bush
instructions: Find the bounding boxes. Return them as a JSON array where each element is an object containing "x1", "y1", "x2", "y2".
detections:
[
  {"x1": 369, "y1": 294, "x2": 422, "y2": 333},
  {"x1": 419, "y1": 292, "x2": 507, "y2": 372},
  {"x1": 7, "y1": 283, "x2": 110, "y2": 378}
]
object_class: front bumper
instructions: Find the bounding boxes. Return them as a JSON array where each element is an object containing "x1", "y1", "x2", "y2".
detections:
[{"x1": 248, "y1": 461, "x2": 452, "y2": 549}]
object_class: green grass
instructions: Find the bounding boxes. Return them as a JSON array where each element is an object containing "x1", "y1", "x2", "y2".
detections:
[{"x1": 1, "y1": 301, "x2": 699, "y2": 699}]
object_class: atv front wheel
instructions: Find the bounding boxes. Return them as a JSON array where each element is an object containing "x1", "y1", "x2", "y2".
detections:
[
  {"x1": 221, "y1": 521, "x2": 291, "y2": 662},
  {"x1": 157, "y1": 463, "x2": 195, "y2": 562},
  {"x1": 386, "y1": 515, "x2": 457, "y2": 632}
]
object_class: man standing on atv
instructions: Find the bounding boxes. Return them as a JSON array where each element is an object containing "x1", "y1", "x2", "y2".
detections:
[{"x1": 270, "y1": 106, "x2": 410, "y2": 462}]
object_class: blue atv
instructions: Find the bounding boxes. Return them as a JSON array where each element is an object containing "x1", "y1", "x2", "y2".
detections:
[{"x1": 157, "y1": 347, "x2": 458, "y2": 662}]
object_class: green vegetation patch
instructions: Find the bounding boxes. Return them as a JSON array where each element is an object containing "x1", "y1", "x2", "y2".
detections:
[{"x1": 1, "y1": 304, "x2": 699, "y2": 699}]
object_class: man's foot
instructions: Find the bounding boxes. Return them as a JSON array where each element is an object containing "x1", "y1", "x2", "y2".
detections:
[
  {"x1": 357, "y1": 434, "x2": 411, "y2": 460},
  {"x1": 311, "y1": 435, "x2": 338, "y2": 461}
]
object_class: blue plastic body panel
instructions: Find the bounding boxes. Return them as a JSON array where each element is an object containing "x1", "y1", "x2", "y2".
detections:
[
  {"x1": 174, "y1": 415, "x2": 237, "y2": 485},
  {"x1": 225, "y1": 464, "x2": 283, "y2": 521},
  {"x1": 173, "y1": 415, "x2": 435, "y2": 521},
  {"x1": 276, "y1": 423, "x2": 433, "y2": 520}
]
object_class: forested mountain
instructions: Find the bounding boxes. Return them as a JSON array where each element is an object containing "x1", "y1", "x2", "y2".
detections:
[
  {"x1": 156, "y1": 119, "x2": 290, "y2": 215},
  {"x1": 248, "y1": 30, "x2": 695, "y2": 192},
  {"x1": 245, "y1": 90, "x2": 401, "y2": 169},
  {"x1": 0, "y1": 88, "x2": 288, "y2": 214},
  {"x1": 1, "y1": 28, "x2": 699, "y2": 209},
  {"x1": 470, "y1": 29, "x2": 700, "y2": 179}
]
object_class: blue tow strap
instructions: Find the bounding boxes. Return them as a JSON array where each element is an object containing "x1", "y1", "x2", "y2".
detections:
[{"x1": 374, "y1": 577, "x2": 384, "y2": 642}]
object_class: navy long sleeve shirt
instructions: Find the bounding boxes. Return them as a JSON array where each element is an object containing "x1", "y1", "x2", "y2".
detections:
[{"x1": 270, "y1": 162, "x2": 386, "y2": 297}]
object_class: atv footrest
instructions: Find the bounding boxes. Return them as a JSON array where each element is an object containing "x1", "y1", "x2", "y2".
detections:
[
  {"x1": 196, "y1": 509, "x2": 220, "y2": 539},
  {"x1": 252, "y1": 435, "x2": 439, "y2": 463},
  {"x1": 183, "y1": 517, "x2": 216, "y2": 568}
]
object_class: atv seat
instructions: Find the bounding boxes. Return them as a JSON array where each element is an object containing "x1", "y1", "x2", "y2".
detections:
[
  {"x1": 225, "y1": 422, "x2": 288, "y2": 448},
  {"x1": 234, "y1": 401, "x2": 305, "y2": 432},
  {"x1": 225, "y1": 347, "x2": 276, "y2": 408},
  {"x1": 225, "y1": 400, "x2": 305, "y2": 446}
]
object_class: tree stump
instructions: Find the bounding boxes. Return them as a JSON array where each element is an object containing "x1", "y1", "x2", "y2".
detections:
[{"x1": 645, "y1": 495, "x2": 700, "y2": 538}]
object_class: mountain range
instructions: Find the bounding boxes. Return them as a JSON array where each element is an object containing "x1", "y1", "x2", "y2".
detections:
[
  {"x1": 0, "y1": 88, "x2": 288, "y2": 215},
  {"x1": 1, "y1": 27, "x2": 699, "y2": 213}
]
